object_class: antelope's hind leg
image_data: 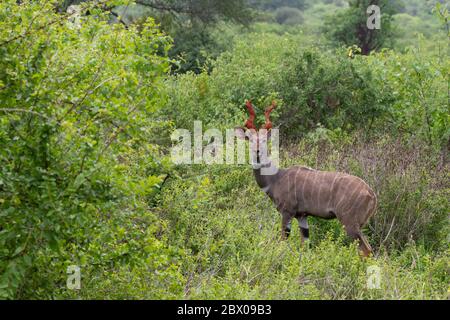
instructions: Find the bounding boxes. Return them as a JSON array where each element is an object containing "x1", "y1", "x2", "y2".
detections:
[
  {"x1": 345, "y1": 225, "x2": 372, "y2": 257},
  {"x1": 296, "y1": 215, "x2": 309, "y2": 244},
  {"x1": 358, "y1": 232, "x2": 373, "y2": 257}
]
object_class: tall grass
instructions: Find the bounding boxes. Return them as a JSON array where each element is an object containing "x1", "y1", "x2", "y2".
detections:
[{"x1": 146, "y1": 134, "x2": 449, "y2": 300}]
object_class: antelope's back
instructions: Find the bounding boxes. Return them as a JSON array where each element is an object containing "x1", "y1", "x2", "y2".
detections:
[{"x1": 277, "y1": 166, "x2": 377, "y2": 222}]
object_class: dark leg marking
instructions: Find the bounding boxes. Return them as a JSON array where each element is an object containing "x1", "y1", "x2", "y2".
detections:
[
  {"x1": 300, "y1": 227, "x2": 309, "y2": 239},
  {"x1": 281, "y1": 214, "x2": 293, "y2": 240},
  {"x1": 285, "y1": 223, "x2": 292, "y2": 239}
]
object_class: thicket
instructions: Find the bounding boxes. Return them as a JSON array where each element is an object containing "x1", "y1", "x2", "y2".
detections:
[
  {"x1": 0, "y1": 0, "x2": 180, "y2": 299},
  {"x1": 0, "y1": 1, "x2": 448, "y2": 300}
]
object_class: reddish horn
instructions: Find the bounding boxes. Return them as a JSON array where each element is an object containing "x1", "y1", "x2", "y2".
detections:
[
  {"x1": 244, "y1": 100, "x2": 257, "y2": 130},
  {"x1": 262, "y1": 101, "x2": 276, "y2": 130}
]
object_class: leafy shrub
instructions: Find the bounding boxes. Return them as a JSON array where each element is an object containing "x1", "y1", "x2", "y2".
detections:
[
  {"x1": 366, "y1": 48, "x2": 449, "y2": 150},
  {"x1": 323, "y1": 0, "x2": 396, "y2": 55},
  {"x1": 161, "y1": 33, "x2": 293, "y2": 131},
  {"x1": 0, "y1": 0, "x2": 181, "y2": 299},
  {"x1": 164, "y1": 28, "x2": 447, "y2": 150},
  {"x1": 278, "y1": 48, "x2": 394, "y2": 138},
  {"x1": 163, "y1": 34, "x2": 394, "y2": 141},
  {"x1": 1, "y1": 0, "x2": 448, "y2": 301}
]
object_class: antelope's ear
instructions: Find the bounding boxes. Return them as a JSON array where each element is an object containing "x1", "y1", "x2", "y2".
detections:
[{"x1": 234, "y1": 127, "x2": 248, "y2": 140}]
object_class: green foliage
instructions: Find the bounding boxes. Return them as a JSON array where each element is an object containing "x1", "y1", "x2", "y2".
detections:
[
  {"x1": 164, "y1": 28, "x2": 448, "y2": 146},
  {"x1": 251, "y1": 0, "x2": 307, "y2": 11},
  {"x1": 0, "y1": 0, "x2": 182, "y2": 299},
  {"x1": 162, "y1": 33, "x2": 394, "y2": 139},
  {"x1": 391, "y1": 13, "x2": 442, "y2": 50},
  {"x1": 324, "y1": 0, "x2": 396, "y2": 54},
  {"x1": 0, "y1": 0, "x2": 448, "y2": 301},
  {"x1": 158, "y1": 137, "x2": 449, "y2": 299},
  {"x1": 274, "y1": 6, "x2": 304, "y2": 25},
  {"x1": 158, "y1": 19, "x2": 448, "y2": 299},
  {"x1": 399, "y1": 0, "x2": 441, "y2": 18},
  {"x1": 365, "y1": 48, "x2": 449, "y2": 149},
  {"x1": 167, "y1": 22, "x2": 217, "y2": 74},
  {"x1": 113, "y1": 1, "x2": 253, "y2": 73},
  {"x1": 278, "y1": 47, "x2": 394, "y2": 137},
  {"x1": 134, "y1": 0, "x2": 253, "y2": 25},
  {"x1": 160, "y1": 33, "x2": 292, "y2": 131}
]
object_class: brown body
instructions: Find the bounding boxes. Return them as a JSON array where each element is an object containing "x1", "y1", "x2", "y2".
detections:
[
  {"x1": 236, "y1": 101, "x2": 377, "y2": 257},
  {"x1": 258, "y1": 166, "x2": 377, "y2": 256}
]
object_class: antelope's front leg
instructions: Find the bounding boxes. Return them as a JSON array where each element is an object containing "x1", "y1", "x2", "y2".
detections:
[{"x1": 281, "y1": 213, "x2": 293, "y2": 240}]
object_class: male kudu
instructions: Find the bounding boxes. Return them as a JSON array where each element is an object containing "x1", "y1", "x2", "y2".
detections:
[{"x1": 235, "y1": 101, "x2": 377, "y2": 257}]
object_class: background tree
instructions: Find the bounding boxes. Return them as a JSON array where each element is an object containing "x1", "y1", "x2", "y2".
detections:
[
  {"x1": 324, "y1": 0, "x2": 397, "y2": 55},
  {"x1": 135, "y1": 1, "x2": 253, "y2": 73},
  {"x1": 249, "y1": 0, "x2": 307, "y2": 11},
  {"x1": 58, "y1": 0, "x2": 253, "y2": 73},
  {"x1": 134, "y1": 0, "x2": 252, "y2": 24},
  {"x1": 274, "y1": 6, "x2": 304, "y2": 25}
]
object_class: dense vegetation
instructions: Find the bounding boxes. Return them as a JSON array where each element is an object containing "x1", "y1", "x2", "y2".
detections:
[{"x1": 0, "y1": 0, "x2": 448, "y2": 299}]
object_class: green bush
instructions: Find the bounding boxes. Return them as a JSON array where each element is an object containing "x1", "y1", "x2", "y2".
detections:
[
  {"x1": 278, "y1": 47, "x2": 394, "y2": 138},
  {"x1": 162, "y1": 34, "x2": 394, "y2": 140},
  {"x1": 163, "y1": 28, "x2": 448, "y2": 149},
  {"x1": 366, "y1": 48, "x2": 449, "y2": 150},
  {"x1": 1, "y1": 0, "x2": 448, "y2": 301},
  {"x1": 0, "y1": 0, "x2": 181, "y2": 299}
]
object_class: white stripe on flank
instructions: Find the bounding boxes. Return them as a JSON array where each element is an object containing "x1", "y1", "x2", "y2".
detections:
[
  {"x1": 300, "y1": 170, "x2": 309, "y2": 207},
  {"x1": 316, "y1": 174, "x2": 323, "y2": 210},
  {"x1": 327, "y1": 174, "x2": 339, "y2": 210},
  {"x1": 294, "y1": 168, "x2": 301, "y2": 204},
  {"x1": 342, "y1": 181, "x2": 361, "y2": 213},
  {"x1": 335, "y1": 180, "x2": 352, "y2": 212},
  {"x1": 310, "y1": 173, "x2": 317, "y2": 210}
]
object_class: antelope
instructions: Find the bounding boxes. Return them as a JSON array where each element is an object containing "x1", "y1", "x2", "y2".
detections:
[{"x1": 235, "y1": 101, "x2": 377, "y2": 257}]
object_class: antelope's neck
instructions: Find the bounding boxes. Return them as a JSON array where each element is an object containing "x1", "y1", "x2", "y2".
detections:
[{"x1": 253, "y1": 162, "x2": 281, "y2": 195}]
